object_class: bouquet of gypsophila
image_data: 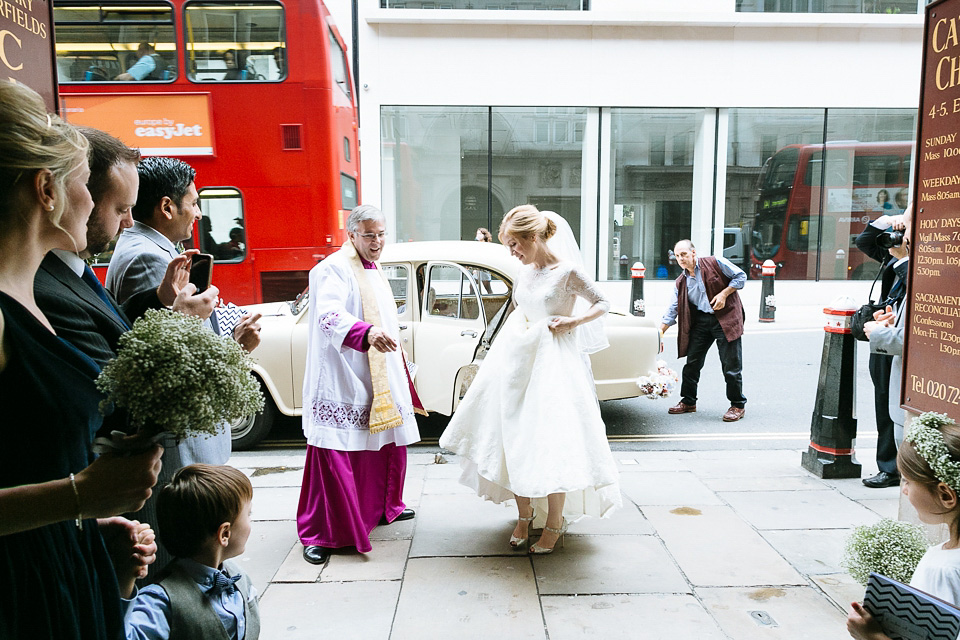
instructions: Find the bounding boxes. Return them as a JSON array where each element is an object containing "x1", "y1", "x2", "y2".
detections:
[
  {"x1": 636, "y1": 360, "x2": 679, "y2": 400},
  {"x1": 95, "y1": 309, "x2": 264, "y2": 446},
  {"x1": 842, "y1": 518, "x2": 928, "y2": 586}
]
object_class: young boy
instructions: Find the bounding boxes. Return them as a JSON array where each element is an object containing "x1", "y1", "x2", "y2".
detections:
[{"x1": 124, "y1": 464, "x2": 259, "y2": 640}]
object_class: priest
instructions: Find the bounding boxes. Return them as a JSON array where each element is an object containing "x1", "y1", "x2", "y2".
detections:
[{"x1": 297, "y1": 205, "x2": 423, "y2": 565}]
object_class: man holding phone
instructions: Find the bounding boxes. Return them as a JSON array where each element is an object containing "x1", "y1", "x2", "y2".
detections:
[{"x1": 106, "y1": 156, "x2": 263, "y2": 467}]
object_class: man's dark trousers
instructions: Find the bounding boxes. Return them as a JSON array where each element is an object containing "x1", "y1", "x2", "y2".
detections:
[
  {"x1": 869, "y1": 352, "x2": 898, "y2": 474},
  {"x1": 680, "y1": 309, "x2": 747, "y2": 408}
]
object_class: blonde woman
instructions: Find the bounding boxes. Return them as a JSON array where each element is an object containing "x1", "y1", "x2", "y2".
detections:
[
  {"x1": 440, "y1": 205, "x2": 620, "y2": 554},
  {"x1": 0, "y1": 82, "x2": 161, "y2": 639}
]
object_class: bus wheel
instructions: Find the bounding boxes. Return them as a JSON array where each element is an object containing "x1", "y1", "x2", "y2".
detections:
[{"x1": 231, "y1": 390, "x2": 276, "y2": 450}]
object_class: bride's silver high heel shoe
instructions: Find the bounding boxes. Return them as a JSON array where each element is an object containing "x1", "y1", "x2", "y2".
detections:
[
  {"x1": 509, "y1": 512, "x2": 536, "y2": 549},
  {"x1": 529, "y1": 518, "x2": 567, "y2": 555}
]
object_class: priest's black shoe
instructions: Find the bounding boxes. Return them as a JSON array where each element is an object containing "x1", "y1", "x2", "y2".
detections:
[
  {"x1": 862, "y1": 471, "x2": 900, "y2": 488},
  {"x1": 302, "y1": 545, "x2": 331, "y2": 565},
  {"x1": 380, "y1": 508, "x2": 416, "y2": 525}
]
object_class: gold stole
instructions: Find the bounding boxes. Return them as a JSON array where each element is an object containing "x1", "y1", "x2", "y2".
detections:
[{"x1": 341, "y1": 240, "x2": 404, "y2": 434}]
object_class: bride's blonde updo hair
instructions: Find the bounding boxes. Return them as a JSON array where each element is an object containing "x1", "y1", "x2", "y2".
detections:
[
  {"x1": 0, "y1": 82, "x2": 88, "y2": 236},
  {"x1": 498, "y1": 204, "x2": 556, "y2": 244}
]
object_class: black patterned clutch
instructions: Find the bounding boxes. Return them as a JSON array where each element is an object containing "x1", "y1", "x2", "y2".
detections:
[{"x1": 864, "y1": 573, "x2": 960, "y2": 640}]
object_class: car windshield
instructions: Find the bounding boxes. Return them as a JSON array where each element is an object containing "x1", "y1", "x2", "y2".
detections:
[{"x1": 291, "y1": 288, "x2": 309, "y2": 315}]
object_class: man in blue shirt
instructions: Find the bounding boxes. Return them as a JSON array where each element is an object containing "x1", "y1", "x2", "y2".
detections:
[
  {"x1": 660, "y1": 239, "x2": 747, "y2": 422},
  {"x1": 116, "y1": 43, "x2": 163, "y2": 81}
]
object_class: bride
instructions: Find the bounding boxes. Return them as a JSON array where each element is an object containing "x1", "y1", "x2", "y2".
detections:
[{"x1": 439, "y1": 204, "x2": 621, "y2": 554}]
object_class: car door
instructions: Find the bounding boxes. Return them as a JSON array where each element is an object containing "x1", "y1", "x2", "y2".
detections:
[{"x1": 412, "y1": 262, "x2": 486, "y2": 415}]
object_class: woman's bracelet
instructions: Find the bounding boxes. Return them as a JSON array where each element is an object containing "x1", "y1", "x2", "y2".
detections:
[{"x1": 69, "y1": 473, "x2": 83, "y2": 531}]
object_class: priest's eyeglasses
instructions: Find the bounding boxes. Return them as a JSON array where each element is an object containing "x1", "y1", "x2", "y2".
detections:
[{"x1": 358, "y1": 232, "x2": 388, "y2": 240}]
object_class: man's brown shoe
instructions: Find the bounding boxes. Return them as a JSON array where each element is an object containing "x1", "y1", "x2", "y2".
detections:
[
  {"x1": 722, "y1": 406, "x2": 745, "y2": 422},
  {"x1": 668, "y1": 402, "x2": 696, "y2": 414}
]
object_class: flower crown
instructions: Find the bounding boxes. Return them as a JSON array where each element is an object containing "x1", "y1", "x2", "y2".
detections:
[{"x1": 904, "y1": 412, "x2": 960, "y2": 492}]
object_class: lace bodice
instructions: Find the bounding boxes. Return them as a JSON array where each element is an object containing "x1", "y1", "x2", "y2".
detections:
[{"x1": 514, "y1": 261, "x2": 610, "y2": 322}]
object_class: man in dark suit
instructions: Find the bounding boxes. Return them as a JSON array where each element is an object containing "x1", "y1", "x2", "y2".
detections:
[
  {"x1": 855, "y1": 211, "x2": 910, "y2": 489},
  {"x1": 34, "y1": 128, "x2": 216, "y2": 369}
]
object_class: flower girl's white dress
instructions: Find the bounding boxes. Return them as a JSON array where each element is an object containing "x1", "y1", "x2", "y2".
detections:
[{"x1": 439, "y1": 261, "x2": 622, "y2": 522}]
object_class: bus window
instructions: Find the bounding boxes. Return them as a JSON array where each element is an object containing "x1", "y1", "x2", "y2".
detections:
[
  {"x1": 54, "y1": 3, "x2": 177, "y2": 83},
  {"x1": 341, "y1": 173, "x2": 358, "y2": 210},
  {"x1": 759, "y1": 147, "x2": 799, "y2": 190},
  {"x1": 328, "y1": 28, "x2": 351, "y2": 99},
  {"x1": 197, "y1": 187, "x2": 246, "y2": 261},
  {"x1": 184, "y1": 1, "x2": 287, "y2": 82}
]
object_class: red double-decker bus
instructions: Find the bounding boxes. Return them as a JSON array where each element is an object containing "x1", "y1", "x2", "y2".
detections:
[
  {"x1": 752, "y1": 141, "x2": 914, "y2": 280},
  {"x1": 54, "y1": 0, "x2": 359, "y2": 304}
]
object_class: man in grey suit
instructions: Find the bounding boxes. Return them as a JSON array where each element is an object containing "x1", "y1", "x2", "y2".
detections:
[
  {"x1": 106, "y1": 156, "x2": 262, "y2": 465},
  {"x1": 35, "y1": 128, "x2": 216, "y2": 370},
  {"x1": 865, "y1": 204, "x2": 912, "y2": 449}
]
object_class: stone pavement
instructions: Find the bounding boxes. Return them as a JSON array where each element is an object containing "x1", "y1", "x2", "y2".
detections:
[{"x1": 229, "y1": 445, "x2": 901, "y2": 640}]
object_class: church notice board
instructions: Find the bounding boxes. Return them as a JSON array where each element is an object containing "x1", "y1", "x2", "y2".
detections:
[
  {"x1": 0, "y1": 0, "x2": 58, "y2": 112},
  {"x1": 903, "y1": 0, "x2": 960, "y2": 415}
]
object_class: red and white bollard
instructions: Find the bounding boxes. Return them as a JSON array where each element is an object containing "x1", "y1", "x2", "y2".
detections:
[
  {"x1": 801, "y1": 296, "x2": 862, "y2": 479},
  {"x1": 759, "y1": 259, "x2": 776, "y2": 323},
  {"x1": 630, "y1": 262, "x2": 645, "y2": 317}
]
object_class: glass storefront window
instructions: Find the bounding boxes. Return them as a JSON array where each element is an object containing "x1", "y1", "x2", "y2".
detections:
[
  {"x1": 381, "y1": 106, "x2": 490, "y2": 242},
  {"x1": 606, "y1": 109, "x2": 699, "y2": 281},
  {"x1": 735, "y1": 0, "x2": 918, "y2": 13},
  {"x1": 54, "y1": 3, "x2": 177, "y2": 82},
  {"x1": 184, "y1": 2, "x2": 286, "y2": 82},
  {"x1": 491, "y1": 107, "x2": 588, "y2": 243},
  {"x1": 380, "y1": 0, "x2": 587, "y2": 9}
]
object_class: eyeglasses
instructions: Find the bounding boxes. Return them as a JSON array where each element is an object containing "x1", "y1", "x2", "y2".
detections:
[{"x1": 357, "y1": 232, "x2": 388, "y2": 240}]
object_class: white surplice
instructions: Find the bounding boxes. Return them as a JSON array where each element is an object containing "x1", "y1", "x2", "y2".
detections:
[{"x1": 301, "y1": 250, "x2": 420, "y2": 451}]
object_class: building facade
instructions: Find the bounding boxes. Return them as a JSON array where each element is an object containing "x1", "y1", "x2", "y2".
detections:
[{"x1": 328, "y1": 0, "x2": 924, "y2": 280}]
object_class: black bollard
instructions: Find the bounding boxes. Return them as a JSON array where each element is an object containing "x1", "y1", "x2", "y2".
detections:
[
  {"x1": 801, "y1": 297, "x2": 862, "y2": 479},
  {"x1": 759, "y1": 259, "x2": 776, "y2": 323},
  {"x1": 630, "y1": 262, "x2": 645, "y2": 317},
  {"x1": 619, "y1": 254, "x2": 629, "y2": 280}
]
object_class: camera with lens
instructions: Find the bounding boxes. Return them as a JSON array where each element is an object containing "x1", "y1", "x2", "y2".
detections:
[{"x1": 876, "y1": 230, "x2": 904, "y2": 249}]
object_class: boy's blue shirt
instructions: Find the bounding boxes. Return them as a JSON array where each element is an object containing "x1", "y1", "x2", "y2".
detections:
[{"x1": 124, "y1": 558, "x2": 255, "y2": 640}]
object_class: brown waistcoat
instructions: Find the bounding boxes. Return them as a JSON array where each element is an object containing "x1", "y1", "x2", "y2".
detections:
[{"x1": 675, "y1": 256, "x2": 745, "y2": 358}]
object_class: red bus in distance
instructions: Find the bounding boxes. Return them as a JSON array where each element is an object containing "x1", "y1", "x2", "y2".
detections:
[
  {"x1": 54, "y1": 0, "x2": 359, "y2": 304},
  {"x1": 752, "y1": 141, "x2": 913, "y2": 281}
]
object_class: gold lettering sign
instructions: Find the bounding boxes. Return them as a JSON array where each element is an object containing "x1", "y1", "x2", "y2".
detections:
[{"x1": 0, "y1": 0, "x2": 56, "y2": 112}]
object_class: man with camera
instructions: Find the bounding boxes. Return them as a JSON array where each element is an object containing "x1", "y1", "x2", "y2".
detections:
[{"x1": 855, "y1": 210, "x2": 910, "y2": 488}]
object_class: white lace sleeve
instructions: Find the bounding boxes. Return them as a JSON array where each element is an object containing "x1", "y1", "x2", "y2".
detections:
[{"x1": 566, "y1": 265, "x2": 610, "y2": 314}]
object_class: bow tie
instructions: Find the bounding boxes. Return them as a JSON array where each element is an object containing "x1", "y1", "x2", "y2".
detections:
[{"x1": 209, "y1": 571, "x2": 241, "y2": 596}]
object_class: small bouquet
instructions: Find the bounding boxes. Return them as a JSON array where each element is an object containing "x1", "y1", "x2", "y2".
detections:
[
  {"x1": 842, "y1": 518, "x2": 928, "y2": 586},
  {"x1": 95, "y1": 309, "x2": 264, "y2": 447},
  {"x1": 636, "y1": 360, "x2": 679, "y2": 400}
]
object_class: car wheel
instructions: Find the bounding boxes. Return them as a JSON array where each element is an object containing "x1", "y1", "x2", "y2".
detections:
[{"x1": 231, "y1": 393, "x2": 276, "y2": 451}]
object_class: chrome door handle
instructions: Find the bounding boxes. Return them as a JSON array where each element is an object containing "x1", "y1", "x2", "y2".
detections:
[
  {"x1": 461, "y1": 330, "x2": 477, "y2": 338},
  {"x1": 399, "y1": 324, "x2": 408, "y2": 330}
]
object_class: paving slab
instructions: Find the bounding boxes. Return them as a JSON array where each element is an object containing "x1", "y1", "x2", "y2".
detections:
[
  {"x1": 541, "y1": 594, "x2": 725, "y2": 639},
  {"x1": 721, "y1": 489, "x2": 881, "y2": 530},
  {"x1": 619, "y1": 471, "x2": 723, "y2": 506},
  {"x1": 643, "y1": 505, "x2": 804, "y2": 587},
  {"x1": 813, "y1": 573, "x2": 866, "y2": 612},
  {"x1": 409, "y1": 493, "x2": 519, "y2": 557},
  {"x1": 424, "y1": 461, "x2": 464, "y2": 479},
  {"x1": 369, "y1": 517, "x2": 416, "y2": 541},
  {"x1": 760, "y1": 529, "x2": 851, "y2": 575},
  {"x1": 258, "y1": 581, "x2": 400, "y2": 639},
  {"x1": 391, "y1": 556, "x2": 544, "y2": 640},
  {"x1": 238, "y1": 520, "x2": 299, "y2": 595},
  {"x1": 271, "y1": 541, "x2": 321, "y2": 583},
  {"x1": 250, "y1": 486, "x2": 300, "y2": 522},
  {"x1": 701, "y1": 475, "x2": 826, "y2": 492},
  {"x1": 247, "y1": 467, "x2": 304, "y2": 488},
  {"x1": 321, "y1": 539, "x2": 411, "y2": 582},
  {"x1": 400, "y1": 464, "x2": 426, "y2": 509},
  {"x1": 859, "y1": 498, "x2": 900, "y2": 520},
  {"x1": 228, "y1": 453, "x2": 306, "y2": 469},
  {"x1": 687, "y1": 456, "x2": 810, "y2": 479},
  {"x1": 697, "y1": 586, "x2": 849, "y2": 639},
  {"x1": 532, "y1": 535, "x2": 690, "y2": 595},
  {"x1": 422, "y1": 477, "x2": 479, "y2": 495},
  {"x1": 822, "y1": 477, "x2": 902, "y2": 501},
  {"x1": 566, "y1": 502, "x2": 655, "y2": 536}
]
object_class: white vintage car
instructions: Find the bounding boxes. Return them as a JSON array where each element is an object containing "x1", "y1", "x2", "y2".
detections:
[{"x1": 231, "y1": 241, "x2": 660, "y2": 449}]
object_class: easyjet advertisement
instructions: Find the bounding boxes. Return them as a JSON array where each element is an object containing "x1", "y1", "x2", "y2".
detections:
[{"x1": 61, "y1": 93, "x2": 215, "y2": 156}]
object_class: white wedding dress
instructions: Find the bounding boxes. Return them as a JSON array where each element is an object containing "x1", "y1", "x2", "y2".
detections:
[{"x1": 439, "y1": 261, "x2": 622, "y2": 522}]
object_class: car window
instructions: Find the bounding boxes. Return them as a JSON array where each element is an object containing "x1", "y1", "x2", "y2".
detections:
[
  {"x1": 466, "y1": 265, "x2": 510, "y2": 324},
  {"x1": 426, "y1": 264, "x2": 479, "y2": 320},
  {"x1": 382, "y1": 264, "x2": 408, "y2": 315}
]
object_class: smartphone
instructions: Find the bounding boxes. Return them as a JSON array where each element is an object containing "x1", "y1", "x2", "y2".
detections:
[{"x1": 189, "y1": 253, "x2": 214, "y2": 293}]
